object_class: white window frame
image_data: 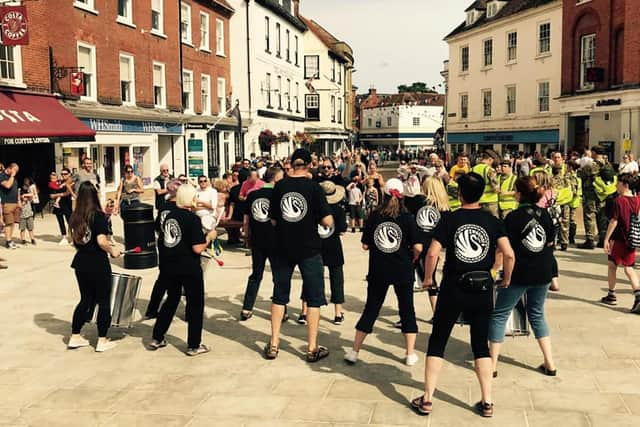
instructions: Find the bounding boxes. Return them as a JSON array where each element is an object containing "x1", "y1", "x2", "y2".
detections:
[
  {"x1": 286, "y1": 78, "x2": 291, "y2": 111},
  {"x1": 506, "y1": 31, "x2": 517, "y2": 63},
  {"x1": 119, "y1": 53, "x2": 136, "y2": 106},
  {"x1": 580, "y1": 34, "x2": 596, "y2": 90},
  {"x1": 460, "y1": 45, "x2": 469, "y2": 72},
  {"x1": 337, "y1": 97, "x2": 342, "y2": 124},
  {"x1": 0, "y1": 44, "x2": 24, "y2": 88},
  {"x1": 77, "y1": 41, "x2": 97, "y2": 102},
  {"x1": 538, "y1": 22, "x2": 551, "y2": 56},
  {"x1": 460, "y1": 93, "x2": 468, "y2": 119},
  {"x1": 74, "y1": 0, "x2": 98, "y2": 15},
  {"x1": 265, "y1": 16, "x2": 270, "y2": 52},
  {"x1": 482, "y1": 38, "x2": 493, "y2": 68},
  {"x1": 506, "y1": 85, "x2": 516, "y2": 115},
  {"x1": 294, "y1": 35, "x2": 299, "y2": 66},
  {"x1": 413, "y1": 117, "x2": 420, "y2": 127},
  {"x1": 387, "y1": 116, "x2": 392, "y2": 127},
  {"x1": 277, "y1": 75, "x2": 282, "y2": 109},
  {"x1": 182, "y1": 69, "x2": 194, "y2": 113},
  {"x1": 116, "y1": 0, "x2": 134, "y2": 27},
  {"x1": 538, "y1": 81, "x2": 550, "y2": 113},
  {"x1": 285, "y1": 29, "x2": 290, "y2": 62},
  {"x1": 199, "y1": 12, "x2": 210, "y2": 52},
  {"x1": 265, "y1": 72, "x2": 272, "y2": 107},
  {"x1": 217, "y1": 77, "x2": 226, "y2": 116},
  {"x1": 153, "y1": 61, "x2": 166, "y2": 108},
  {"x1": 151, "y1": 0, "x2": 165, "y2": 36},
  {"x1": 331, "y1": 95, "x2": 336, "y2": 122},
  {"x1": 487, "y1": 2, "x2": 498, "y2": 18},
  {"x1": 201, "y1": 74, "x2": 211, "y2": 115},
  {"x1": 216, "y1": 18, "x2": 225, "y2": 56},
  {"x1": 295, "y1": 82, "x2": 300, "y2": 112},
  {"x1": 482, "y1": 89, "x2": 492, "y2": 117},
  {"x1": 275, "y1": 22, "x2": 281, "y2": 57},
  {"x1": 181, "y1": 2, "x2": 192, "y2": 45}
]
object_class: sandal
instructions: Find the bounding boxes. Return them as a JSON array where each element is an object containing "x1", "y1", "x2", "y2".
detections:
[
  {"x1": 538, "y1": 364, "x2": 557, "y2": 376},
  {"x1": 306, "y1": 346, "x2": 329, "y2": 363},
  {"x1": 240, "y1": 310, "x2": 253, "y2": 321},
  {"x1": 475, "y1": 401, "x2": 494, "y2": 418},
  {"x1": 411, "y1": 396, "x2": 433, "y2": 415},
  {"x1": 264, "y1": 343, "x2": 279, "y2": 360}
]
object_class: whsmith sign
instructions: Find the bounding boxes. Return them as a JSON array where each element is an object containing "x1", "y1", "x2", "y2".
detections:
[{"x1": 81, "y1": 118, "x2": 182, "y2": 135}]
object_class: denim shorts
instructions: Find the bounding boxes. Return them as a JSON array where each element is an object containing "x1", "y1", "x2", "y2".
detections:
[{"x1": 272, "y1": 254, "x2": 327, "y2": 307}]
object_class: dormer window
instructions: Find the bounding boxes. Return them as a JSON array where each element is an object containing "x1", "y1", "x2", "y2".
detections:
[
  {"x1": 466, "y1": 10, "x2": 476, "y2": 26},
  {"x1": 487, "y1": 2, "x2": 498, "y2": 18}
]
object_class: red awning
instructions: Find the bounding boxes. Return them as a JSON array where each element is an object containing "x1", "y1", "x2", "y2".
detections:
[{"x1": 0, "y1": 91, "x2": 95, "y2": 145}]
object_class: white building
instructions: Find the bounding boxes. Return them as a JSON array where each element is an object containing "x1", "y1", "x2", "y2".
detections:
[
  {"x1": 228, "y1": 0, "x2": 307, "y2": 159},
  {"x1": 445, "y1": 0, "x2": 562, "y2": 157},
  {"x1": 359, "y1": 93, "x2": 444, "y2": 149}
]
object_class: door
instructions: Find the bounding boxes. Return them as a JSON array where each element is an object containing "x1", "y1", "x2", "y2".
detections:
[{"x1": 573, "y1": 116, "x2": 590, "y2": 153}]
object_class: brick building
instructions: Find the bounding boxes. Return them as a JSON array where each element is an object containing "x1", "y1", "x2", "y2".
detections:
[{"x1": 559, "y1": 0, "x2": 640, "y2": 161}]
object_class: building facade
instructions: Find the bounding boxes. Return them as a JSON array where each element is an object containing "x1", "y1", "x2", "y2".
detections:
[
  {"x1": 445, "y1": 0, "x2": 562, "y2": 157},
  {"x1": 559, "y1": 0, "x2": 640, "y2": 162}
]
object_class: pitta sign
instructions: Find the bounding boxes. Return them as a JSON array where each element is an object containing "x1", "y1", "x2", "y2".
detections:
[{"x1": 1, "y1": 6, "x2": 29, "y2": 46}]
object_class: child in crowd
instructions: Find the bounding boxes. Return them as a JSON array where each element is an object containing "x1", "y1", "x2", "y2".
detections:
[
  {"x1": 347, "y1": 176, "x2": 364, "y2": 232},
  {"x1": 48, "y1": 172, "x2": 63, "y2": 209},
  {"x1": 104, "y1": 199, "x2": 116, "y2": 245},
  {"x1": 365, "y1": 177, "x2": 379, "y2": 218}
]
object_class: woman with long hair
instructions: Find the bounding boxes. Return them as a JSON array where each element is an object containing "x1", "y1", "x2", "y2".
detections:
[
  {"x1": 534, "y1": 171, "x2": 561, "y2": 292},
  {"x1": 344, "y1": 178, "x2": 422, "y2": 366},
  {"x1": 49, "y1": 168, "x2": 74, "y2": 245},
  {"x1": 489, "y1": 176, "x2": 557, "y2": 377},
  {"x1": 68, "y1": 181, "x2": 120, "y2": 352}
]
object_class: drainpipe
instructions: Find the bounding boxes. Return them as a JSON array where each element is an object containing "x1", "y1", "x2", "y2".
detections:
[
  {"x1": 178, "y1": 1, "x2": 187, "y2": 174},
  {"x1": 245, "y1": 0, "x2": 252, "y2": 156}
]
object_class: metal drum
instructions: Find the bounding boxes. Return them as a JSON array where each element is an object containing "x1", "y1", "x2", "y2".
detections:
[
  {"x1": 121, "y1": 203, "x2": 157, "y2": 269},
  {"x1": 92, "y1": 273, "x2": 142, "y2": 328},
  {"x1": 505, "y1": 295, "x2": 529, "y2": 337}
]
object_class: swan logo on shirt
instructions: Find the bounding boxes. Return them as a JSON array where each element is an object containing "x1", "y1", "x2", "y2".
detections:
[
  {"x1": 280, "y1": 192, "x2": 308, "y2": 223},
  {"x1": 159, "y1": 210, "x2": 170, "y2": 228},
  {"x1": 522, "y1": 221, "x2": 546, "y2": 253},
  {"x1": 318, "y1": 223, "x2": 335, "y2": 239},
  {"x1": 81, "y1": 229, "x2": 92, "y2": 245},
  {"x1": 251, "y1": 198, "x2": 271, "y2": 223},
  {"x1": 416, "y1": 206, "x2": 440, "y2": 232},
  {"x1": 163, "y1": 218, "x2": 182, "y2": 248},
  {"x1": 454, "y1": 224, "x2": 490, "y2": 264},
  {"x1": 373, "y1": 222, "x2": 402, "y2": 253}
]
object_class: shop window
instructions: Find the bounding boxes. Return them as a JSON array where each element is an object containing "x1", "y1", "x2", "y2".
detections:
[
  {"x1": 133, "y1": 146, "x2": 151, "y2": 185},
  {"x1": 103, "y1": 146, "x2": 115, "y2": 186}
]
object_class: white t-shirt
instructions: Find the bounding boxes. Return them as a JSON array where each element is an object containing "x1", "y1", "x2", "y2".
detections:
[
  {"x1": 348, "y1": 186, "x2": 363, "y2": 206},
  {"x1": 196, "y1": 187, "x2": 218, "y2": 214},
  {"x1": 619, "y1": 161, "x2": 639, "y2": 174}
]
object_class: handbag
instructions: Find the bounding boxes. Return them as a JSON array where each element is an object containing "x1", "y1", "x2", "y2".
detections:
[
  {"x1": 458, "y1": 271, "x2": 494, "y2": 292},
  {"x1": 628, "y1": 197, "x2": 640, "y2": 249}
]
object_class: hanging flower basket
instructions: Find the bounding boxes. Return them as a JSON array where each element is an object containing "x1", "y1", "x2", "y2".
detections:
[
  {"x1": 294, "y1": 131, "x2": 315, "y2": 146},
  {"x1": 259, "y1": 129, "x2": 277, "y2": 152}
]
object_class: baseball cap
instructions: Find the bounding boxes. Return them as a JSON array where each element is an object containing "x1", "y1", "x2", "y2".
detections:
[
  {"x1": 384, "y1": 178, "x2": 404, "y2": 197},
  {"x1": 291, "y1": 148, "x2": 312, "y2": 166}
]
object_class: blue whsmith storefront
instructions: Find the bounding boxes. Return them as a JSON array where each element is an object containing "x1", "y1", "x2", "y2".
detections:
[{"x1": 447, "y1": 129, "x2": 560, "y2": 157}]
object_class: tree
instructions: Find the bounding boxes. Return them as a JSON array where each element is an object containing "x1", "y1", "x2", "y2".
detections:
[{"x1": 397, "y1": 82, "x2": 434, "y2": 93}]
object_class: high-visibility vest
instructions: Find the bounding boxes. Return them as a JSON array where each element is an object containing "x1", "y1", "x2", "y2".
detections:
[
  {"x1": 570, "y1": 176, "x2": 582, "y2": 209},
  {"x1": 498, "y1": 174, "x2": 517, "y2": 211},
  {"x1": 554, "y1": 174, "x2": 574, "y2": 206},
  {"x1": 529, "y1": 166, "x2": 548, "y2": 177},
  {"x1": 594, "y1": 175, "x2": 617, "y2": 201},
  {"x1": 472, "y1": 163, "x2": 498, "y2": 204},
  {"x1": 447, "y1": 181, "x2": 461, "y2": 211}
]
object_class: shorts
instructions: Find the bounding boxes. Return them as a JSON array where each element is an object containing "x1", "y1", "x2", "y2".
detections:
[
  {"x1": 19, "y1": 216, "x2": 34, "y2": 232},
  {"x1": 608, "y1": 240, "x2": 636, "y2": 267},
  {"x1": 349, "y1": 205, "x2": 364, "y2": 220},
  {"x1": 2, "y1": 203, "x2": 20, "y2": 225},
  {"x1": 272, "y1": 254, "x2": 327, "y2": 308}
]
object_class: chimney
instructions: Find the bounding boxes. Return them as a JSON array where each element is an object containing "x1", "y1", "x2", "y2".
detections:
[{"x1": 293, "y1": 0, "x2": 300, "y2": 16}]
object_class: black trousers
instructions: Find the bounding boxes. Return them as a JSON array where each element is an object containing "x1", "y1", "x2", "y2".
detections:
[
  {"x1": 356, "y1": 280, "x2": 418, "y2": 334},
  {"x1": 55, "y1": 207, "x2": 71, "y2": 236},
  {"x1": 427, "y1": 281, "x2": 493, "y2": 359},
  {"x1": 152, "y1": 269, "x2": 204, "y2": 349},
  {"x1": 72, "y1": 270, "x2": 112, "y2": 337},
  {"x1": 242, "y1": 246, "x2": 274, "y2": 311},
  {"x1": 415, "y1": 249, "x2": 439, "y2": 296},
  {"x1": 145, "y1": 275, "x2": 167, "y2": 318},
  {"x1": 327, "y1": 264, "x2": 345, "y2": 305}
]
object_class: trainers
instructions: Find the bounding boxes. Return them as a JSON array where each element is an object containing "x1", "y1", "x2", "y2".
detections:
[
  {"x1": 58, "y1": 238, "x2": 69, "y2": 246},
  {"x1": 297, "y1": 314, "x2": 307, "y2": 325},
  {"x1": 601, "y1": 294, "x2": 617, "y2": 306},
  {"x1": 631, "y1": 299, "x2": 640, "y2": 314},
  {"x1": 147, "y1": 339, "x2": 167, "y2": 350},
  {"x1": 186, "y1": 344, "x2": 211, "y2": 357},
  {"x1": 67, "y1": 336, "x2": 90, "y2": 349},
  {"x1": 344, "y1": 348, "x2": 359, "y2": 364},
  {"x1": 393, "y1": 320, "x2": 402, "y2": 329},
  {"x1": 6, "y1": 241, "x2": 17, "y2": 250},
  {"x1": 405, "y1": 353, "x2": 419, "y2": 366},
  {"x1": 31, "y1": 239, "x2": 36, "y2": 245},
  {"x1": 333, "y1": 313, "x2": 345, "y2": 325},
  {"x1": 95, "y1": 339, "x2": 117, "y2": 353}
]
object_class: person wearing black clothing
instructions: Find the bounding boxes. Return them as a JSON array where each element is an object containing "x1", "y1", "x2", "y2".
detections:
[
  {"x1": 238, "y1": 159, "x2": 251, "y2": 184},
  {"x1": 240, "y1": 167, "x2": 284, "y2": 320},
  {"x1": 344, "y1": 179, "x2": 422, "y2": 366},
  {"x1": 489, "y1": 176, "x2": 557, "y2": 378},
  {"x1": 50, "y1": 168, "x2": 74, "y2": 246},
  {"x1": 153, "y1": 164, "x2": 173, "y2": 211},
  {"x1": 265, "y1": 149, "x2": 334, "y2": 363},
  {"x1": 68, "y1": 182, "x2": 121, "y2": 352},
  {"x1": 148, "y1": 184, "x2": 213, "y2": 356},
  {"x1": 227, "y1": 182, "x2": 244, "y2": 245},
  {"x1": 317, "y1": 157, "x2": 351, "y2": 188},
  {"x1": 413, "y1": 172, "x2": 515, "y2": 418}
]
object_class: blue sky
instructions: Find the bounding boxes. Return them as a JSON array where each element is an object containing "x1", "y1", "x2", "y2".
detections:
[{"x1": 300, "y1": 0, "x2": 471, "y2": 94}]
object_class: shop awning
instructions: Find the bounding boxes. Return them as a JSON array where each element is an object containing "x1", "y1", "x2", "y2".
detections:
[{"x1": 0, "y1": 91, "x2": 95, "y2": 145}]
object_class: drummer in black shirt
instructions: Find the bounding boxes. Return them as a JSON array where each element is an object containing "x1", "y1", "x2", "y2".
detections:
[{"x1": 413, "y1": 172, "x2": 515, "y2": 418}]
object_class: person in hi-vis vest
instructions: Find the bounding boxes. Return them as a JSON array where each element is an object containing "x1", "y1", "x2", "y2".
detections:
[
  {"x1": 471, "y1": 152, "x2": 499, "y2": 218},
  {"x1": 498, "y1": 160, "x2": 517, "y2": 220}
]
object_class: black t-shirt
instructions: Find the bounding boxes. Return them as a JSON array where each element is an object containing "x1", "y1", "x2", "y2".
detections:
[
  {"x1": 247, "y1": 186, "x2": 277, "y2": 250},
  {"x1": 71, "y1": 211, "x2": 111, "y2": 273},
  {"x1": 155, "y1": 201, "x2": 178, "y2": 264},
  {"x1": 229, "y1": 184, "x2": 245, "y2": 221},
  {"x1": 407, "y1": 196, "x2": 449, "y2": 248},
  {"x1": 0, "y1": 172, "x2": 18, "y2": 203},
  {"x1": 433, "y1": 208, "x2": 506, "y2": 282},
  {"x1": 238, "y1": 167, "x2": 250, "y2": 184},
  {"x1": 319, "y1": 203, "x2": 348, "y2": 266},
  {"x1": 505, "y1": 206, "x2": 555, "y2": 286},
  {"x1": 362, "y1": 211, "x2": 420, "y2": 284},
  {"x1": 269, "y1": 176, "x2": 332, "y2": 261},
  {"x1": 159, "y1": 208, "x2": 206, "y2": 272}
]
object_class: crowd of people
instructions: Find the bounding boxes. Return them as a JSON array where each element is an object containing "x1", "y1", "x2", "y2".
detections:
[{"x1": 3, "y1": 143, "x2": 640, "y2": 418}]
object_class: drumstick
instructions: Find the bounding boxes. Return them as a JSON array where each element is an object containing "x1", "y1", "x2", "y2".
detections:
[
  {"x1": 122, "y1": 246, "x2": 142, "y2": 255},
  {"x1": 200, "y1": 251, "x2": 224, "y2": 267}
]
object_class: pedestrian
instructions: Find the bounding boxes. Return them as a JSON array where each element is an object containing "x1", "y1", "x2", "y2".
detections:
[
  {"x1": 535, "y1": 171, "x2": 561, "y2": 292},
  {"x1": 103, "y1": 199, "x2": 116, "y2": 245},
  {"x1": 240, "y1": 167, "x2": 284, "y2": 320},
  {"x1": 413, "y1": 172, "x2": 515, "y2": 418},
  {"x1": 497, "y1": 160, "x2": 517, "y2": 220},
  {"x1": 73, "y1": 157, "x2": 100, "y2": 194},
  {"x1": 195, "y1": 176, "x2": 219, "y2": 249},
  {"x1": 68, "y1": 182, "x2": 121, "y2": 352},
  {"x1": 153, "y1": 164, "x2": 173, "y2": 211},
  {"x1": 449, "y1": 152, "x2": 470, "y2": 179},
  {"x1": 0, "y1": 163, "x2": 20, "y2": 249},
  {"x1": 115, "y1": 165, "x2": 144, "y2": 213},
  {"x1": 489, "y1": 176, "x2": 557, "y2": 379},
  {"x1": 19, "y1": 178, "x2": 36, "y2": 245},
  {"x1": 566, "y1": 161, "x2": 581, "y2": 245},
  {"x1": 471, "y1": 152, "x2": 499, "y2": 218},
  {"x1": 601, "y1": 173, "x2": 640, "y2": 313},
  {"x1": 619, "y1": 153, "x2": 639, "y2": 175},
  {"x1": 50, "y1": 168, "x2": 75, "y2": 245},
  {"x1": 346, "y1": 176, "x2": 364, "y2": 232},
  {"x1": 344, "y1": 178, "x2": 422, "y2": 366},
  {"x1": 148, "y1": 184, "x2": 213, "y2": 356},
  {"x1": 264, "y1": 148, "x2": 334, "y2": 362},
  {"x1": 364, "y1": 177, "x2": 379, "y2": 218}
]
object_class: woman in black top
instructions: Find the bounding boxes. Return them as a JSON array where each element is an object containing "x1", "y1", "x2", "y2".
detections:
[
  {"x1": 344, "y1": 178, "x2": 422, "y2": 366},
  {"x1": 50, "y1": 168, "x2": 74, "y2": 246},
  {"x1": 68, "y1": 182, "x2": 120, "y2": 352},
  {"x1": 489, "y1": 176, "x2": 557, "y2": 377}
]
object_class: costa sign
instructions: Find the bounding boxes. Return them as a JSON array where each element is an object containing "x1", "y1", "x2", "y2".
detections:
[{"x1": 0, "y1": 6, "x2": 29, "y2": 46}]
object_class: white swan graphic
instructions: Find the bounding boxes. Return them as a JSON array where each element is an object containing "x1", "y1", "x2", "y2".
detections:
[
  {"x1": 318, "y1": 223, "x2": 335, "y2": 239},
  {"x1": 281, "y1": 192, "x2": 307, "y2": 222},
  {"x1": 417, "y1": 206, "x2": 440, "y2": 232},
  {"x1": 163, "y1": 218, "x2": 182, "y2": 248},
  {"x1": 523, "y1": 222, "x2": 546, "y2": 253},
  {"x1": 251, "y1": 198, "x2": 271, "y2": 223},
  {"x1": 374, "y1": 222, "x2": 402, "y2": 253},
  {"x1": 454, "y1": 224, "x2": 489, "y2": 263}
]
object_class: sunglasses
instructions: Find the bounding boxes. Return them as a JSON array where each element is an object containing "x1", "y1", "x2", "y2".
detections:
[
  {"x1": 61, "y1": 172, "x2": 69, "y2": 176},
  {"x1": 161, "y1": 169, "x2": 169, "y2": 172},
  {"x1": 199, "y1": 180, "x2": 208, "y2": 183},
  {"x1": 126, "y1": 170, "x2": 133, "y2": 173}
]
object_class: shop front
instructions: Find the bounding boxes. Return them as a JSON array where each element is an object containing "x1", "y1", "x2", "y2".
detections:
[{"x1": 447, "y1": 129, "x2": 560, "y2": 158}]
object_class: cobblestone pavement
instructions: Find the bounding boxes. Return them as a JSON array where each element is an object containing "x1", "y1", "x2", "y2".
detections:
[{"x1": 0, "y1": 215, "x2": 639, "y2": 426}]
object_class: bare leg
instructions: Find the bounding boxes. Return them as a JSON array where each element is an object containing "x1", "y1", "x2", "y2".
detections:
[
  {"x1": 334, "y1": 303, "x2": 343, "y2": 317},
  {"x1": 429, "y1": 295, "x2": 438, "y2": 313},
  {"x1": 306, "y1": 306, "x2": 320, "y2": 351},
  {"x1": 5, "y1": 224, "x2": 14, "y2": 242},
  {"x1": 537, "y1": 337, "x2": 556, "y2": 371},
  {"x1": 20, "y1": 229, "x2": 25, "y2": 242},
  {"x1": 475, "y1": 357, "x2": 493, "y2": 404},
  {"x1": 623, "y1": 266, "x2": 640, "y2": 291},
  {"x1": 353, "y1": 329, "x2": 367, "y2": 352},
  {"x1": 404, "y1": 332, "x2": 417, "y2": 356},
  {"x1": 424, "y1": 356, "x2": 444, "y2": 401},
  {"x1": 270, "y1": 304, "x2": 285, "y2": 347},
  {"x1": 301, "y1": 300, "x2": 308, "y2": 316},
  {"x1": 489, "y1": 341, "x2": 501, "y2": 373},
  {"x1": 608, "y1": 262, "x2": 617, "y2": 292}
]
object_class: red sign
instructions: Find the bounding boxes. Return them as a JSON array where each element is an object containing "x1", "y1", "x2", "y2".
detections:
[
  {"x1": 70, "y1": 72, "x2": 84, "y2": 96},
  {"x1": 0, "y1": 6, "x2": 28, "y2": 46}
]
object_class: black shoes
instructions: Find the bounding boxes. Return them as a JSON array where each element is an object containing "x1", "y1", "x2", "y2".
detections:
[
  {"x1": 577, "y1": 240, "x2": 595, "y2": 249},
  {"x1": 333, "y1": 313, "x2": 345, "y2": 325},
  {"x1": 560, "y1": 244, "x2": 568, "y2": 251},
  {"x1": 297, "y1": 314, "x2": 307, "y2": 325}
]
